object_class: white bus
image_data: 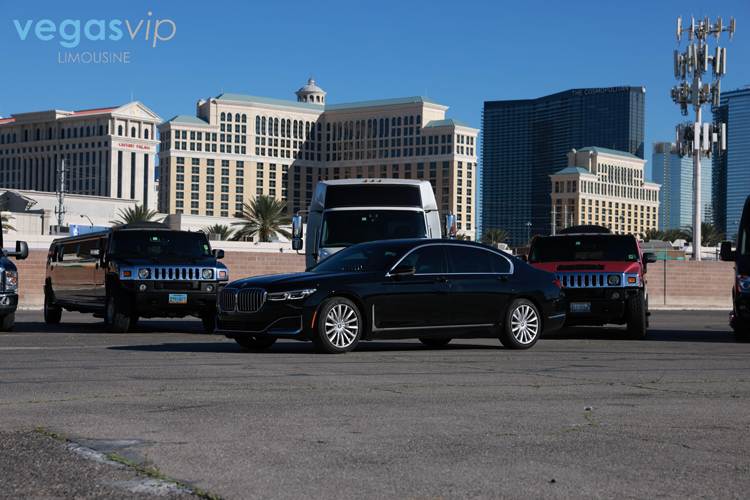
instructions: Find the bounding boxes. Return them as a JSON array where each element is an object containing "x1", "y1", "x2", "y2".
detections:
[{"x1": 292, "y1": 179, "x2": 453, "y2": 268}]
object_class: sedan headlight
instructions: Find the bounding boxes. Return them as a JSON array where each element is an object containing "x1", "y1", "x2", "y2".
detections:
[
  {"x1": 607, "y1": 275, "x2": 620, "y2": 286},
  {"x1": 138, "y1": 268, "x2": 151, "y2": 279},
  {"x1": 202, "y1": 269, "x2": 214, "y2": 279},
  {"x1": 5, "y1": 271, "x2": 18, "y2": 292},
  {"x1": 267, "y1": 289, "x2": 317, "y2": 301}
]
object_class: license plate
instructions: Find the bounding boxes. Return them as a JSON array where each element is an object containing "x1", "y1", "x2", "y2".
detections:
[
  {"x1": 570, "y1": 302, "x2": 590, "y2": 313},
  {"x1": 169, "y1": 294, "x2": 187, "y2": 304}
]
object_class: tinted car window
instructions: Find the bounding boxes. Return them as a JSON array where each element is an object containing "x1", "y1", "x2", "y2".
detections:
[
  {"x1": 529, "y1": 235, "x2": 640, "y2": 263},
  {"x1": 490, "y1": 252, "x2": 511, "y2": 273},
  {"x1": 400, "y1": 245, "x2": 444, "y2": 274},
  {"x1": 111, "y1": 231, "x2": 212, "y2": 259},
  {"x1": 311, "y1": 243, "x2": 404, "y2": 272},
  {"x1": 446, "y1": 246, "x2": 493, "y2": 273}
]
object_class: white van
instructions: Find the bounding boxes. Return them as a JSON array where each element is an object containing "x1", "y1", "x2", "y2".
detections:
[{"x1": 292, "y1": 179, "x2": 453, "y2": 268}]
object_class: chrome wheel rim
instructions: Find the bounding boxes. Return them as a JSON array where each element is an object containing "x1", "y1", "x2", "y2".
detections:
[
  {"x1": 324, "y1": 303, "x2": 359, "y2": 348},
  {"x1": 510, "y1": 304, "x2": 538, "y2": 344}
]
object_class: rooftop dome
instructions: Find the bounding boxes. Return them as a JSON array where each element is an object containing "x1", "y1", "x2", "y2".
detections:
[{"x1": 295, "y1": 78, "x2": 326, "y2": 104}]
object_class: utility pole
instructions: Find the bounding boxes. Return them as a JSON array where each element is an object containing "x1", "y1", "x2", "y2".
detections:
[
  {"x1": 671, "y1": 15, "x2": 734, "y2": 260},
  {"x1": 55, "y1": 158, "x2": 68, "y2": 227},
  {"x1": 563, "y1": 205, "x2": 568, "y2": 229},
  {"x1": 551, "y1": 206, "x2": 556, "y2": 235}
]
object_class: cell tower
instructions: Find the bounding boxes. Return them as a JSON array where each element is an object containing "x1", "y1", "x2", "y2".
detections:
[{"x1": 670, "y1": 15, "x2": 735, "y2": 260}]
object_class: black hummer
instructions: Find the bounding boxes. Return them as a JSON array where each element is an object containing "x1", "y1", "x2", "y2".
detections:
[
  {"x1": 0, "y1": 229, "x2": 29, "y2": 332},
  {"x1": 44, "y1": 221, "x2": 228, "y2": 333}
]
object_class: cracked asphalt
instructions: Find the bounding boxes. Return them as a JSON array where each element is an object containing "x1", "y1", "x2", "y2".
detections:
[{"x1": 1, "y1": 309, "x2": 749, "y2": 499}]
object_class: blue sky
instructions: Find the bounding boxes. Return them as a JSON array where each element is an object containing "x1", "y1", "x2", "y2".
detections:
[{"x1": 1, "y1": 0, "x2": 748, "y2": 178}]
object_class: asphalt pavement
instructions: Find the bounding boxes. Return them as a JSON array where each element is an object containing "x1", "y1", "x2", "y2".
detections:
[{"x1": 1, "y1": 309, "x2": 749, "y2": 499}]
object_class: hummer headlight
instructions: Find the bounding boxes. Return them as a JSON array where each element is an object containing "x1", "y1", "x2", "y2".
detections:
[
  {"x1": 138, "y1": 268, "x2": 151, "y2": 279},
  {"x1": 607, "y1": 275, "x2": 620, "y2": 286},
  {"x1": 202, "y1": 269, "x2": 214, "y2": 279}
]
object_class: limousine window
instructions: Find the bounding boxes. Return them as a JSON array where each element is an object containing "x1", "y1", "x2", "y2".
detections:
[{"x1": 399, "y1": 244, "x2": 445, "y2": 274}]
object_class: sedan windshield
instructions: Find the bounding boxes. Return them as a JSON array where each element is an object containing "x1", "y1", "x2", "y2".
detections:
[
  {"x1": 320, "y1": 210, "x2": 427, "y2": 248},
  {"x1": 310, "y1": 241, "x2": 411, "y2": 272},
  {"x1": 529, "y1": 235, "x2": 640, "y2": 263},
  {"x1": 111, "y1": 231, "x2": 212, "y2": 259}
]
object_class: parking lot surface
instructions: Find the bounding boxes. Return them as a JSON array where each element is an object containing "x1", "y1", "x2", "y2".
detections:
[{"x1": 1, "y1": 309, "x2": 749, "y2": 499}]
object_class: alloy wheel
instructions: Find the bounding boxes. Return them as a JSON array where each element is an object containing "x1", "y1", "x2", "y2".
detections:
[
  {"x1": 324, "y1": 303, "x2": 359, "y2": 348},
  {"x1": 510, "y1": 304, "x2": 539, "y2": 344}
]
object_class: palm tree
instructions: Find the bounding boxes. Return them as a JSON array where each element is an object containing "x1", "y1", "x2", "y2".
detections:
[
  {"x1": 455, "y1": 232, "x2": 471, "y2": 240},
  {"x1": 1, "y1": 212, "x2": 16, "y2": 232},
  {"x1": 201, "y1": 224, "x2": 235, "y2": 241},
  {"x1": 681, "y1": 221, "x2": 725, "y2": 246},
  {"x1": 482, "y1": 228, "x2": 509, "y2": 246},
  {"x1": 640, "y1": 228, "x2": 666, "y2": 241},
  {"x1": 663, "y1": 228, "x2": 687, "y2": 243},
  {"x1": 109, "y1": 205, "x2": 164, "y2": 225},
  {"x1": 232, "y1": 195, "x2": 292, "y2": 242}
]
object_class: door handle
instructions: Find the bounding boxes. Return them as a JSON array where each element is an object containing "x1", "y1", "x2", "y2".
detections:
[
  {"x1": 434, "y1": 277, "x2": 449, "y2": 283},
  {"x1": 498, "y1": 276, "x2": 509, "y2": 282}
]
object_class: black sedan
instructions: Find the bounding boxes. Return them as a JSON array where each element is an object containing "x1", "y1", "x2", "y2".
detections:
[{"x1": 216, "y1": 239, "x2": 566, "y2": 353}]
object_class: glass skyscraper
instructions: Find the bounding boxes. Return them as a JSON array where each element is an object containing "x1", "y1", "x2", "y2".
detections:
[
  {"x1": 713, "y1": 87, "x2": 750, "y2": 235},
  {"x1": 480, "y1": 86, "x2": 645, "y2": 245},
  {"x1": 651, "y1": 142, "x2": 712, "y2": 231}
]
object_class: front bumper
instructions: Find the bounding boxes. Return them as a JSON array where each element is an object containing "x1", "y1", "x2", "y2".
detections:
[
  {"x1": 731, "y1": 292, "x2": 750, "y2": 331},
  {"x1": 562, "y1": 287, "x2": 641, "y2": 326},
  {"x1": 0, "y1": 294, "x2": 19, "y2": 316},
  {"x1": 217, "y1": 301, "x2": 312, "y2": 339},
  {"x1": 121, "y1": 281, "x2": 224, "y2": 317}
]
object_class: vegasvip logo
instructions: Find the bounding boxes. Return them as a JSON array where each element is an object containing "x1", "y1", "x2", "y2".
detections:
[{"x1": 12, "y1": 12, "x2": 176, "y2": 64}]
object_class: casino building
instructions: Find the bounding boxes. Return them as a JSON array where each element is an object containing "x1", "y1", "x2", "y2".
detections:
[
  {"x1": 158, "y1": 79, "x2": 479, "y2": 236},
  {"x1": 481, "y1": 86, "x2": 646, "y2": 245},
  {"x1": 0, "y1": 102, "x2": 160, "y2": 211}
]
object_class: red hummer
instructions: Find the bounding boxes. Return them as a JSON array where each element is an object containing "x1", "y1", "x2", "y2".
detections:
[{"x1": 525, "y1": 225, "x2": 658, "y2": 339}]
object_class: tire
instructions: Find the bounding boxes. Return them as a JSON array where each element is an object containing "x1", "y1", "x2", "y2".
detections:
[
  {"x1": 0, "y1": 312, "x2": 15, "y2": 332},
  {"x1": 235, "y1": 335, "x2": 277, "y2": 350},
  {"x1": 734, "y1": 327, "x2": 750, "y2": 342},
  {"x1": 626, "y1": 290, "x2": 647, "y2": 340},
  {"x1": 44, "y1": 290, "x2": 62, "y2": 325},
  {"x1": 500, "y1": 299, "x2": 540, "y2": 349},
  {"x1": 419, "y1": 338, "x2": 452, "y2": 348},
  {"x1": 104, "y1": 288, "x2": 131, "y2": 333},
  {"x1": 314, "y1": 297, "x2": 362, "y2": 354},
  {"x1": 202, "y1": 312, "x2": 217, "y2": 334}
]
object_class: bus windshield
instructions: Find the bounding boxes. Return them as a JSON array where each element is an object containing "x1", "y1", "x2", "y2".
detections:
[
  {"x1": 529, "y1": 235, "x2": 640, "y2": 263},
  {"x1": 320, "y1": 210, "x2": 427, "y2": 248}
]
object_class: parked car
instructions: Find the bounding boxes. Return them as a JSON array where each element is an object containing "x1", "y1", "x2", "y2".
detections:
[
  {"x1": 720, "y1": 193, "x2": 750, "y2": 341},
  {"x1": 524, "y1": 225, "x2": 657, "y2": 339},
  {"x1": 44, "y1": 221, "x2": 228, "y2": 333},
  {"x1": 217, "y1": 238, "x2": 566, "y2": 353},
  {"x1": 0, "y1": 232, "x2": 29, "y2": 332}
]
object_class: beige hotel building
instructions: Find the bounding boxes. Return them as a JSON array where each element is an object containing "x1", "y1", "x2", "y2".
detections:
[
  {"x1": 0, "y1": 103, "x2": 160, "y2": 211},
  {"x1": 157, "y1": 79, "x2": 479, "y2": 234},
  {"x1": 550, "y1": 147, "x2": 660, "y2": 236}
]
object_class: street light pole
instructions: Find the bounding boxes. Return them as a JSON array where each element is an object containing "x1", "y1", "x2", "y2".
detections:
[
  {"x1": 526, "y1": 221, "x2": 532, "y2": 243},
  {"x1": 80, "y1": 214, "x2": 93, "y2": 230}
]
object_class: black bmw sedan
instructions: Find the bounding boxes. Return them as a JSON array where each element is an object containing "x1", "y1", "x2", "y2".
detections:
[{"x1": 217, "y1": 239, "x2": 566, "y2": 353}]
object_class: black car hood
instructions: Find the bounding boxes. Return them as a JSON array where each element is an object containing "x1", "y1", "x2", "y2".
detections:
[{"x1": 228, "y1": 271, "x2": 377, "y2": 290}]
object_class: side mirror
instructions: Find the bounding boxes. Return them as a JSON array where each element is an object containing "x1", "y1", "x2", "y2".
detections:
[
  {"x1": 8, "y1": 241, "x2": 28, "y2": 260},
  {"x1": 644, "y1": 252, "x2": 658, "y2": 264},
  {"x1": 292, "y1": 215, "x2": 303, "y2": 251},
  {"x1": 389, "y1": 265, "x2": 416, "y2": 276},
  {"x1": 720, "y1": 241, "x2": 736, "y2": 262},
  {"x1": 213, "y1": 249, "x2": 225, "y2": 260},
  {"x1": 90, "y1": 247, "x2": 101, "y2": 258},
  {"x1": 445, "y1": 214, "x2": 456, "y2": 239},
  {"x1": 517, "y1": 254, "x2": 528, "y2": 263}
]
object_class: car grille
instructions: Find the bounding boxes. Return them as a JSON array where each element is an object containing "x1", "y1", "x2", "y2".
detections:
[
  {"x1": 219, "y1": 287, "x2": 266, "y2": 312},
  {"x1": 555, "y1": 272, "x2": 638, "y2": 289},
  {"x1": 150, "y1": 267, "x2": 209, "y2": 280}
]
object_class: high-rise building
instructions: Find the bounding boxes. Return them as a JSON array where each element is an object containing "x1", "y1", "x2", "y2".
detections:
[
  {"x1": 712, "y1": 87, "x2": 750, "y2": 234},
  {"x1": 651, "y1": 142, "x2": 712, "y2": 231},
  {"x1": 549, "y1": 147, "x2": 659, "y2": 237},
  {"x1": 0, "y1": 103, "x2": 160, "y2": 210},
  {"x1": 481, "y1": 86, "x2": 645, "y2": 245},
  {"x1": 158, "y1": 80, "x2": 479, "y2": 236}
]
